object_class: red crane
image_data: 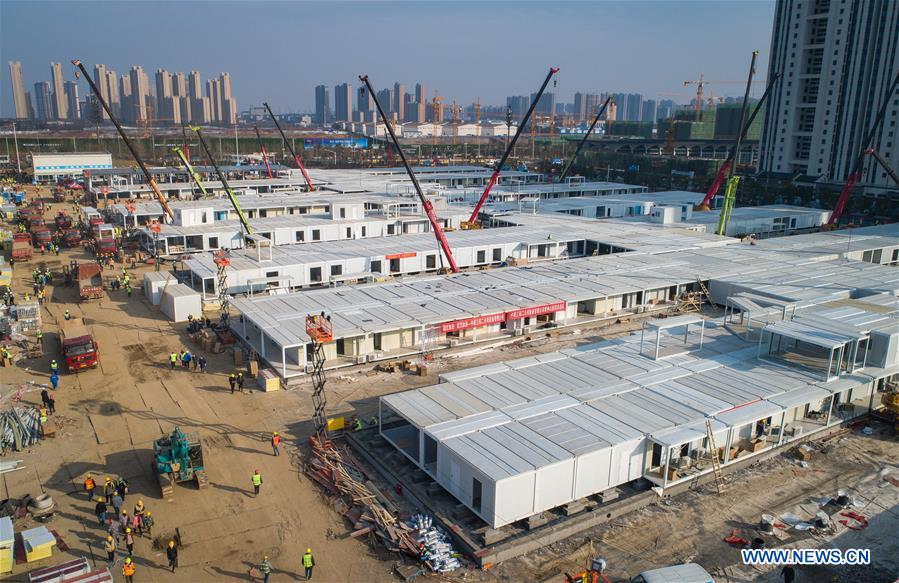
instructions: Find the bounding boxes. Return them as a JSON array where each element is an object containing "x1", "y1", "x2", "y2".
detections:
[
  {"x1": 697, "y1": 72, "x2": 781, "y2": 210},
  {"x1": 262, "y1": 102, "x2": 315, "y2": 191},
  {"x1": 254, "y1": 126, "x2": 273, "y2": 179},
  {"x1": 467, "y1": 67, "x2": 560, "y2": 226},
  {"x1": 359, "y1": 75, "x2": 458, "y2": 273},
  {"x1": 828, "y1": 70, "x2": 899, "y2": 226}
]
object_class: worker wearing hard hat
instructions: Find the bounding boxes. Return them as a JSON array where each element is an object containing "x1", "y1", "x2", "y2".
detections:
[
  {"x1": 167, "y1": 540, "x2": 179, "y2": 572},
  {"x1": 271, "y1": 432, "x2": 280, "y2": 456},
  {"x1": 302, "y1": 548, "x2": 315, "y2": 580}
]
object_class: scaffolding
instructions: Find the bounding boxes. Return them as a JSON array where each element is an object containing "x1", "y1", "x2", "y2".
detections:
[{"x1": 213, "y1": 250, "x2": 231, "y2": 327}]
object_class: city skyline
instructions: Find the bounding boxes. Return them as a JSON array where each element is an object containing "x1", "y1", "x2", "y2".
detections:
[{"x1": 1, "y1": 1, "x2": 775, "y2": 118}]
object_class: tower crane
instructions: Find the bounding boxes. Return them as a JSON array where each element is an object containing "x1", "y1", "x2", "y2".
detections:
[
  {"x1": 262, "y1": 102, "x2": 315, "y2": 191},
  {"x1": 466, "y1": 67, "x2": 559, "y2": 227},
  {"x1": 360, "y1": 75, "x2": 459, "y2": 273},
  {"x1": 432, "y1": 93, "x2": 442, "y2": 147},
  {"x1": 71, "y1": 59, "x2": 175, "y2": 223}
]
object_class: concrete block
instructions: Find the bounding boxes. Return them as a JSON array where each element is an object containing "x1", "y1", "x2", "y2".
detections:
[
  {"x1": 526, "y1": 512, "x2": 549, "y2": 530},
  {"x1": 561, "y1": 499, "x2": 586, "y2": 516},
  {"x1": 598, "y1": 487, "x2": 620, "y2": 504},
  {"x1": 481, "y1": 527, "x2": 507, "y2": 546}
]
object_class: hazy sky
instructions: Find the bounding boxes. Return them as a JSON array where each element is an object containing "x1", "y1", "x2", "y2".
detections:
[{"x1": 1, "y1": 0, "x2": 775, "y2": 117}]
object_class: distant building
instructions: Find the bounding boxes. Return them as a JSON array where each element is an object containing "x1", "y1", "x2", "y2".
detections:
[
  {"x1": 506, "y1": 95, "x2": 529, "y2": 117},
  {"x1": 393, "y1": 82, "x2": 404, "y2": 120},
  {"x1": 760, "y1": 0, "x2": 899, "y2": 190},
  {"x1": 641, "y1": 99, "x2": 657, "y2": 125},
  {"x1": 33, "y1": 81, "x2": 52, "y2": 120},
  {"x1": 531, "y1": 91, "x2": 555, "y2": 115},
  {"x1": 64, "y1": 81, "x2": 80, "y2": 121},
  {"x1": 8, "y1": 60, "x2": 30, "y2": 119},
  {"x1": 92, "y1": 64, "x2": 111, "y2": 120},
  {"x1": 50, "y1": 62, "x2": 67, "y2": 120},
  {"x1": 315, "y1": 84, "x2": 331, "y2": 125},
  {"x1": 715, "y1": 101, "x2": 762, "y2": 141},
  {"x1": 334, "y1": 83, "x2": 353, "y2": 122}
]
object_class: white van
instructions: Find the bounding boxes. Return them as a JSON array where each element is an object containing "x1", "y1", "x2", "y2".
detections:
[{"x1": 631, "y1": 563, "x2": 714, "y2": 583}]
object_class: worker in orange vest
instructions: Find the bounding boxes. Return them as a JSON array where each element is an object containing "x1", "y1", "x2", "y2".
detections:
[
  {"x1": 271, "y1": 432, "x2": 280, "y2": 456},
  {"x1": 122, "y1": 557, "x2": 135, "y2": 582},
  {"x1": 84, "y1": 474, "x2": 96, "y2": 499}
]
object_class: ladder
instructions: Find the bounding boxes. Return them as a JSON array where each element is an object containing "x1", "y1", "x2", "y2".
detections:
[
  {"x1": 696, "y1": 278, "x2": 715, "y2": 307},
  {"x1": 705, "y1": 419, "x2": 726, "y2": 495}
]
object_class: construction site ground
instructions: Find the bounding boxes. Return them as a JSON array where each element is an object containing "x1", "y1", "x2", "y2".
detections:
[{"x1": 1, "y1": 188, "x2": 896, "y2": 582}]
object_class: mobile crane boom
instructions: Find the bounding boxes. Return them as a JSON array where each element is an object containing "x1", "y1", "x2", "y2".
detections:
[
  {"x1": 697, "y1": 72, "x2": 780, "y2": 210},
  {"x1": 71, "y1": 59, "x2": 175, "y2": 222},
  {"x1": 262, "y1": 102, "x2": 314, "y2": 191},
  {"x1": 254, "y1": 126, "x2": 274, "y2": 179},
  {"x1": 172, "y1": 145, "x2": 209, "y2": 198},
  {"x1": 359, "y1": 74, "x2": 458, "y2": 273},
  {"x1": 467, "y1": 67, "x2": 559, "y2": 225},
  {"x1": 190, "y1": 126, "x2": 253, "y2": 236},
  {"x1": 558, "y1": 95, "x2": 612, "y2": 182},
  {"x1": 828, "y1": 70, "x2": 899, "y2": 226}
]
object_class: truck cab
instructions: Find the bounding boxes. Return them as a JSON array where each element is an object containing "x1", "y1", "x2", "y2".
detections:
[
  {"x1": 58, "y1": 318, "x2": 99, "y2": 371},
  {"x1": 97, "y1": 238, "x2": 117, "y2": 257},
  {"x1": 31, "y1": 226, "x2": 52, "y2": 249},
  {"x1": 62, "y1": 228, "x2": 83, "y2": 248}
]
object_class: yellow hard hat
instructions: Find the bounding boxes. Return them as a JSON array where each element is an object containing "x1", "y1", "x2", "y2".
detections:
[
  {"x1": 273, "y1": 431, "x2": 278, "y2": 435},
  {"x1": 107, "y1": 535, "x2": 113, "y2": 541},
  {"x1": 105, "y1": 476, "x2": 111, "y2": 482},
  {"x1": 125, "y1": 557, "x2": 132, "y2": 564},
  {"x1": 126, "y1": 527, "x2": 131, "y2": 533},
  {"x1": 137, "y1": 499, "x2": 143, "y2": 506},
  {"x1": 306, "y1": 548, "x2": 311, "y2": 553},
  {"x1": 146, "y1": 511, "x2": 152, "y2": 516},
  {"x1": 168, "y1": 540, "x2": 175, "y2": 547},
  {"x1": 86, "y1": 473, "x2": 92, "y2": 478}
]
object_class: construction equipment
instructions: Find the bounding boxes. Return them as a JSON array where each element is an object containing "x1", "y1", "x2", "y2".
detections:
[
  {"x1": 172, "y1": 145, "x2": 209, "y2": 198},
  {"x1": 213, "y1": 249, "x2": 231, "y2": 326},
  {"x1": 466, "y1": 67, "x2": 560, "y2": 227},
  {"x1": 558, "y1": 96, "x2": 612, "y2": 182},
  {"x1": 696, "y1": 72, "x2": 781, "y2": 211},
  {"x1": 716, "y1": 51, "x2": 759, "y2": 237},
  {"x1": 827, "y1": 70, "x2": 899, "y2": 226},
  {"x1": 705, "y1": 419, "x2": 726, "y2": 495},
  {"x1": 152, "y1": 427, "x2": 208, "y2": 499},
  {"x1": 71, "y1": 60, "x2": 175, "y2": 223},
  {"x1": 875, "y1": 381, "x2": 899, "y2": 433},
  {"x1": 360, "y1": 74, "x2": 459, "y2": 272},
  {"x1": 306, "y1": 313, "x2": 333, "y2": 444},
  {"x1": 189, "y1": 126, "x2": 252, "y2": 236},
  {"x1": 564, "y1": 557, "x2": 612, "y2": 583},
  {"x1": 262, "y1": 102, "x2": 314, "y2": 191},
  {"x1": 254, "y1": 126, "x2": 274, "y2": 179}
]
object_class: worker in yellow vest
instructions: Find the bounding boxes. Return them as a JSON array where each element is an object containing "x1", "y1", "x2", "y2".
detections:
[
  {"x1": 251, "y1": 469, "x2": 262, "y2": 496},
  {"x1": 302, "y1": 548, "x2": 315, "y2": 580}
]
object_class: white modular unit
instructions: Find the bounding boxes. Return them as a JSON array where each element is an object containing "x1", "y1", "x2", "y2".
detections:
[
  {"x1": 160, "y1": 283, "x2": 202, "y2": 322},
  {"x1": 143, "y1": 272, "x2": 175, "y2": 306}
]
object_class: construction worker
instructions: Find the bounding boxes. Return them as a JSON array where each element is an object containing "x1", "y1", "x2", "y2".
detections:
[
  {"x1": 64, "y1": 310, "x2": 71, "y2": 320},
  {"x1": 229, "y1": 373, "x2": 236, "y2": 394},
  {"x1": 166, "y1": 540, "x2": 178, "y2": 572},
  {"x1": 197, "y1": 355, "x2": 207, "y2": 373},
  {"x1": 95, "y1": 496, "x2": 107, "y2": 526},
  {"x1": 259, "y1": 556, "x2": 272, "y2": 583},
  {"x1": 181, "y1": 350, "x2": 191, "y2": 368},
  {"x1": 50, "y1": 372, "x2": 59, "y2": 390},
  {"x1": 49, "y1": 359, "x2": 59, "y2": 374},
  {"x1": 142, "y1": 511, "x2": 154, "y2": 537},
  {"x1": 237, "y1": 371, "x2": 245, "y2": 392},
  {"x1": 124, "y1": 527, "x2": 134, "y2": 555},
  {"x1": 116, "y1": 476, "x2": 129, "y2": 498},
  {"x1": 118, "y1": 508, "x2": 129, "y2": 532},
  {"x1": 271, "y1": 432, "x2": 280, "y2": 456},
  {"x1": 0, "y1": 345, "x2": 9, "y2": 363},
  {"x1": 35, "y1": 329, "x2": 43, "y2": 347},
  {"x1": 104, "y1": 476, "x2": 115, "y2": 503},
  {"x1": 126, "y1": 285, "x2": 132, "y2": 298},
  {"x1": 84, "y1": 473, "x2": 96, "y2": 499},
  {"x1": 352, "y1": 415, "x2": 363, "y2": 432},
  {"x1": 104, "y1": 535, "x2": 116, "y2": 565},
  {"x1": 169, "y1": 352, "x2": 177, "y2": 369},
  {"x1": 133, "y1": 499, "x2": 144, "y2": 530},
  {"x1": 112, "y1": 492, "x2": 124, "y2": 517},
  {"x1": 122, "y1": 557, "x2": 135, "y2": 582},
  {"x1": 251, "y1": 469, "x2": 262, "y2": 496},
  {"x1": 302, "y1": 548, "x2": 315, "y2": 580},
  {"x1": 39, "y1": 405, "x2": 48, "y2": 432}
]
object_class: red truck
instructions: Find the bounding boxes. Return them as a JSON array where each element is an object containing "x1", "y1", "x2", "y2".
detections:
[
  {"x1": 62, "y1": 228, "x2": 82, "y2": 248},
  {"x1": 11, "y1": 232, "x2": 33, "y2": 261},
  {"x1": 58, "y1": 318, "x2": 99, "y2": 371},
  {"x1": 96, "y1": 238, "x2": 117, "y2": 259},
  {"x1": 55, "y1": 212, "x2": 73, "y2": 230},
  {"x1": 78, "y1": 263, "x2": 104, "y2": 300},
  {"x1": 31, "y1": 226, "x2": 52, "y2": 250}
]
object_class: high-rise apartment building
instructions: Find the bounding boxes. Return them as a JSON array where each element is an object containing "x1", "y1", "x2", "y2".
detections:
[
  {"x1": 314, "y1": 84, "x2": 330, "y2": 125},
  {"x1": 393, "y1": 82, "x2": 404, "y2": 120},
  {"x1": 49, "y1": 62, "x2": 67, "y2": 120},
  {"x1": 760, "y1": 0, "x2": 899, "y2": 189},
  {"x1": 219, "y1": 72, "x2": 237, "y2": 126},
  {"x1": 641, "y1": 99, "x2": 658, "y2": 124},
  {"x1": 506, "y1": 95, "x2": 530, "y2": 117},
  {"x1": 334, "y1": 83, "x2": 353, "y2": 122},
  {"x1": 8, "y1": 61, "x2": 30, "y2": 118},
  {"x1": 207, "y1": 78, "x2": 221, "y2": 122},
  {"x1": 33, "y1": 82, "x2": 52, "y2": 120},
  {"x1": 64, "y1": 81, "x2": 80, "y2": 121},
  {"x1": 126, "y1": 66, "x2": 150, "y2": 125},
  {"x1": 92, "y1": 64, "x2": 110, "y2": 119},
  {"x1": 106, "y1": 69, "x2": 120, "y2": 117}
]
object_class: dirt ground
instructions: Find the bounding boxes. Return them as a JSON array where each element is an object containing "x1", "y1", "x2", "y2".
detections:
[{"x1": 1, "y1": 188, "x2": 896, "y2": 582}]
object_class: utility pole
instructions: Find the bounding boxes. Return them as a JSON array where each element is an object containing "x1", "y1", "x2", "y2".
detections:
[{"x1": 12, "y1": 122, "x2": 21, "y2": 174}]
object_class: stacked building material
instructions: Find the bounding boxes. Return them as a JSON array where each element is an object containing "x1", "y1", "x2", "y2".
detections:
[
  {"x1": 1, "y1": 407, "x2": 42, "y2": 453},
  {"x1": 12, "y1": 300, "x2": 41, "y2": 335},
  {"x1": 407, "y1": 513, "x2": 460, "y2": 572}
]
